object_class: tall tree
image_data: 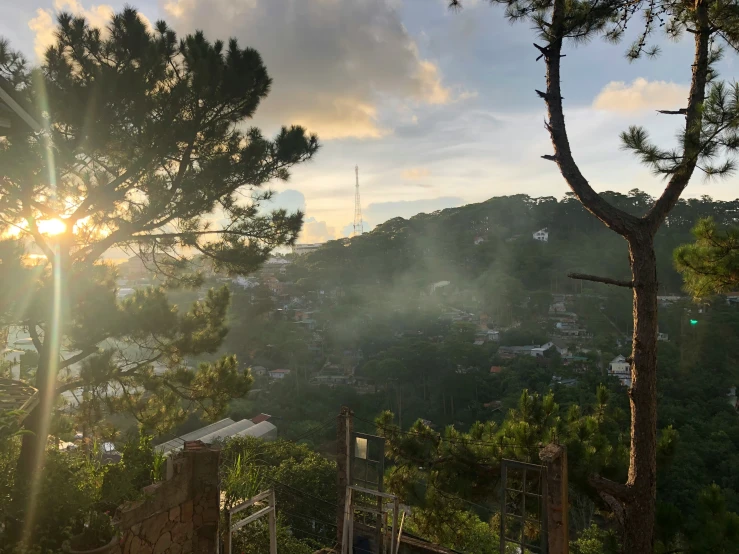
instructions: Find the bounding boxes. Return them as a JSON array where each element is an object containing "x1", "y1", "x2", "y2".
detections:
[
  {"x1": 0, "y1": 6, "x2": 317, "y2": 539},
  {"x1": 449, "y1": 0, "x2": 739, "y2": 550}
]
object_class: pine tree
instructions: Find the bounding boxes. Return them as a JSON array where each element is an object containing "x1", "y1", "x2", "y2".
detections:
[
  {"x1": 0, "y1": 7, "x2": 318, "y2": 539},
  {"x1": 450, "y1": 0, "x2": 739, "y2": 550},
  {"x1": 675, "y1": 217, "x2": 739, "y2": 297}
]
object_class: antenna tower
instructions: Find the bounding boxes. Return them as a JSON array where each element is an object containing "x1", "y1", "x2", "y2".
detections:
[{"x1": 353, "y1": 165, "x2": 364, "y2": 236}]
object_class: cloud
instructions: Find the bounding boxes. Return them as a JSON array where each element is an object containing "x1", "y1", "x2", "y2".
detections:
[
  {"x1": 593, "y1": 78, "x2": 689, "y2": 113},
  {"x1": 161, "y1": 0, "x2": 454, "y2": 140},
  {"x1": 301, "y1": 217, "x2": 338, "y2": 243},
  {"x1": 28, "y1": 0, "x2": 151, "y2": 60},
  {"x1": 264, "y1": 189, "x2": 338, "y2": 243},
  {"x1": 401, "y1": 167, "x2": 431, "y2": 180},
  {"x1": 268, "y1": 189, "x2": 307, "y2": 214}
]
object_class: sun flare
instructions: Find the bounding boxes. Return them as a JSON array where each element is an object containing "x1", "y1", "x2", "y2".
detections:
[{"x1": 36, "y1": 218, "x2": 67, "y2": 236}]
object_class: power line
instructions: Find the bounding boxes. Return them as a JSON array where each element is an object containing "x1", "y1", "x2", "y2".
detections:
[
  {"x1": 267, "y1": 476, "x2": 340, "y2": 508},
  {"x1": 288, "y1": 416, "x2": 336, "y2": 443},
  {"x1": 278, "y1": 509, "x2": 337, "y2": 529}
]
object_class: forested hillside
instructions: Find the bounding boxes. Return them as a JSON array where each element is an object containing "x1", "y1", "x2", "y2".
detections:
[{"x1": 289, "y1": 190, "x2": 738, "y2": 295}]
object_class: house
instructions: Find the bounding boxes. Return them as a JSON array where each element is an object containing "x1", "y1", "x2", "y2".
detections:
[
  {"x1": 531, "y1": 342, "x2": 568, "y2": 357},
  {"x1": 291, "y1": 243, "x2": 323, "y2": 255},
  {"x1": 250, "y1": 366, "x2": 268, "y2": 377},
  {"x1": 608, "y1": 355, "x2": 632, "y2": 387},
  {"x1": 232, "y1": 276, "x2": 258, "y2": 289},
  {"x1": 473, "y1": 236, "x2": 485, "y2": 245},
  {"x1": 551, "y1": 376, "x2": 578, "y2": 387},
  {"x1": 269, "y1": 369, "x2": 291, "y2": 380},
  {"x1": 549, "y1": 301, "x2": 567, "y2": 314},
  {"x1": 473, "y1": 339, "x2": 485, "y2": 346},
  {"x1": 430, "y1": 281, "x2": 451, "y2": 294},
  {"x1": 498, "y1": 345, "x2": 538, "y2": 358},
  {"x1": 533, "y1": 228, "x2": 549, "y2": 242},
  {"x1": 657, "y1": 332, "x2": 669, "y2": 341},
  {"x1": 490, "y1": 366, "x2": 503, "y2": 374}
]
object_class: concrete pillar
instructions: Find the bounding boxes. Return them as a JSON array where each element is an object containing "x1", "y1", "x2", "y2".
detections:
[
  {"x1": 539, "y1": 443, "x2": 569, "y2": 554},
  {"x1": 336, "y1": 406, "x2": 353, "y2": 549}
]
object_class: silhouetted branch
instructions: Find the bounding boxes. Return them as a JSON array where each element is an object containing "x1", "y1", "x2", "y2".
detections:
[
  {"x1": 656, "y1": 109, "x2": 687, "y2": 115},
  {"x1": 567, "y1": 272, "x2": 634, "y2": 288},
  {"x1": 541, "y1": 154, "x2": 558, "y2": 162}
]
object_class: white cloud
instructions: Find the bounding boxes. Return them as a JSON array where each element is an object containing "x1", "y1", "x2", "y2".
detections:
[
  {"x1": 301, "y1": 217, "x2": 338, "y2": 243},
  {"x1": 161, "y1": 0, "x2": 455, "y2": 140},
  {"x1": 593, "y1": 78, "x2": 689, "y2": 113},
  {"x1": 28, "y1": 1, "x2": 153, "y2": 60},
  {"x1": 401, "y1": 167, "x2": 431, "y2": 180}
]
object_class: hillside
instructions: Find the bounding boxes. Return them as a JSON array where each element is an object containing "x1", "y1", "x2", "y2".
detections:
[{"x1": 290, "y1": 190, "x2": 739, "y2": 296}]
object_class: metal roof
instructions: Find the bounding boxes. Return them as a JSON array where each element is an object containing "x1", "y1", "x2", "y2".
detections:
[
  {"x1": 236, "y1": 421, "x2": 276, "y2": 439},
  {"x1": 154, "y1": 417, "x2": 236, "y2": 454},
  {"x1": 180, "y1": 418, "x2": 235, "y2": 442},
  {"x1": 197, "y1": 419, "x2": 255, "y2": 444}
]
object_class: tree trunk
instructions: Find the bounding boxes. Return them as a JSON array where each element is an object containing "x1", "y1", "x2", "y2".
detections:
[{"x1": 622, "y1": 235, "x2": 659, "y2": 553}]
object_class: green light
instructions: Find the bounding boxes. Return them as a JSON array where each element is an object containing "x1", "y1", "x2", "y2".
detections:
[{"x1": 690, "y1": 319, "x2": 698, "y2": 325}]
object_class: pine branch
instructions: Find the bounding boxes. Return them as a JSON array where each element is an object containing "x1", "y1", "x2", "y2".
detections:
[
  {"x1": 568, "y1": 272, "x2": 634, "y2": 288},
  {"x1": 656, "y1": 108, "x2": 687, "y2": 115},
  {"x1": 645, "y1": 2, "x2": 712, "y2": 231}
]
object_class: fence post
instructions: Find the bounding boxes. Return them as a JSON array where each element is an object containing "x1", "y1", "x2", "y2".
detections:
[
  {"x1": 337, "y1": 406, "x2": 353, "y2": 550},
  {"x1": 223, "y1": 510, "x2": 231, "y2": 554},
  {"x1": 539, "y1": 443, "x2": 569, "y2": 554},
  {"x1": 268, "y1": 489, "x2": 277, "y2": 554}
]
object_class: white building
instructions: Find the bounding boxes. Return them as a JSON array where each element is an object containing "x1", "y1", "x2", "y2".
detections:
[
  {"x1": 292, "y1": 243, "x2": 323, "y2": 256},
  {"x1": 533, "y1": 228, "x2": 549, "y2": 242},
  {"x1": 269, "y1": 369, "x2": 291, "y2": 380},
  {"x1": 608, "y1": 355, "x2": 632, "y2": 387}
]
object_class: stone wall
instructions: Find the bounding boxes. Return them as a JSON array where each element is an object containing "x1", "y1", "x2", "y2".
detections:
[{"x1": 114, "y1": 442, "x2": 220, "y2": 554}]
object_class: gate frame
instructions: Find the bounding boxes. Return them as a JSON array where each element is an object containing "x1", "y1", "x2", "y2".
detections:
[
  {"x1": 341, "y1": 485, "x2": 400, "y2": 554},
  {"x1": 223, "y1": 489, "x2": 277, "y2": 554},
  {"x1": 500, "y1": 459, "x2": 548, "y2": 554}
]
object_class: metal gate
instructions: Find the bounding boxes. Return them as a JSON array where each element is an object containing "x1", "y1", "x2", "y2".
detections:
[
  {"x1": 346, "y1": 432, "x2": 394, "y2": 553},
  {"x1": 500, "y1": 459, "x2": 548, "y2": 553}
]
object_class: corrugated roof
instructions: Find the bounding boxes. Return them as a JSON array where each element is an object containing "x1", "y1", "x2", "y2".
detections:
[
  {"x1": 180, "y1": 418, "x2": 235, "y2": 442},
  {"x1": 155, "y1": 418, "x2": 235, "y2": 454},
  {"x1": 236, "y1": 421, "x2": 276, "y2": 439},
  {"x1": 197, "y1": 419, "x2": 255, "y2": 444}
]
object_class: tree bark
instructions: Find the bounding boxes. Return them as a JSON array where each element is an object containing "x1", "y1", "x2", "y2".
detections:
[{"x1": 623, "y1": 234, "x2": 659, "y2": 553}]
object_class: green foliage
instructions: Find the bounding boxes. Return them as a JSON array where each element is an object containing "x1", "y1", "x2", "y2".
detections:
[
  {"x1": 67, "y1": 511, "x2": 116, "y2": 551},
  {"x1": 0, "y1": 432, "x2": 160, "y2": 552},
  {"x1": 231, "y1": 520, "x2": 314, "y2": 554},
  {"x1": 571, "y1": 524, "x2": 620, "y2": 554},
  {"x1": 220, "y1": 437, "x2": 336, "y2": 549},
  {"x1": 675, "y1": 217, "x2": 739, "y2": 297}
]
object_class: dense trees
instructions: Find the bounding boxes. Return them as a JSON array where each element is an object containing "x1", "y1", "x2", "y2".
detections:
[{"x1": 0, "y1": 7, "x2": 317, "y2": 545}]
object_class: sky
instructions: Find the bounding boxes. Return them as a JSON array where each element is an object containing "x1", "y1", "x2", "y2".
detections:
[{"x1": 2, "y1": 0, "x2": 738, "y2": 243}]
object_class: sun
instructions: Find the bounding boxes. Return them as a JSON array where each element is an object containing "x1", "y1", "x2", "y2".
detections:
[{"x1": 37, "y1": 218, "x2": 67, "y2": 236}]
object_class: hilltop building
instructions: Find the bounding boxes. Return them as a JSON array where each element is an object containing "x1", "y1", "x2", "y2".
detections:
[
  {"x1": 533, "y1": 228, "x2": 549, "y2": 242},
  {"x1": 292, "y1": 243, "x2": 323, "y2": 255}
]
